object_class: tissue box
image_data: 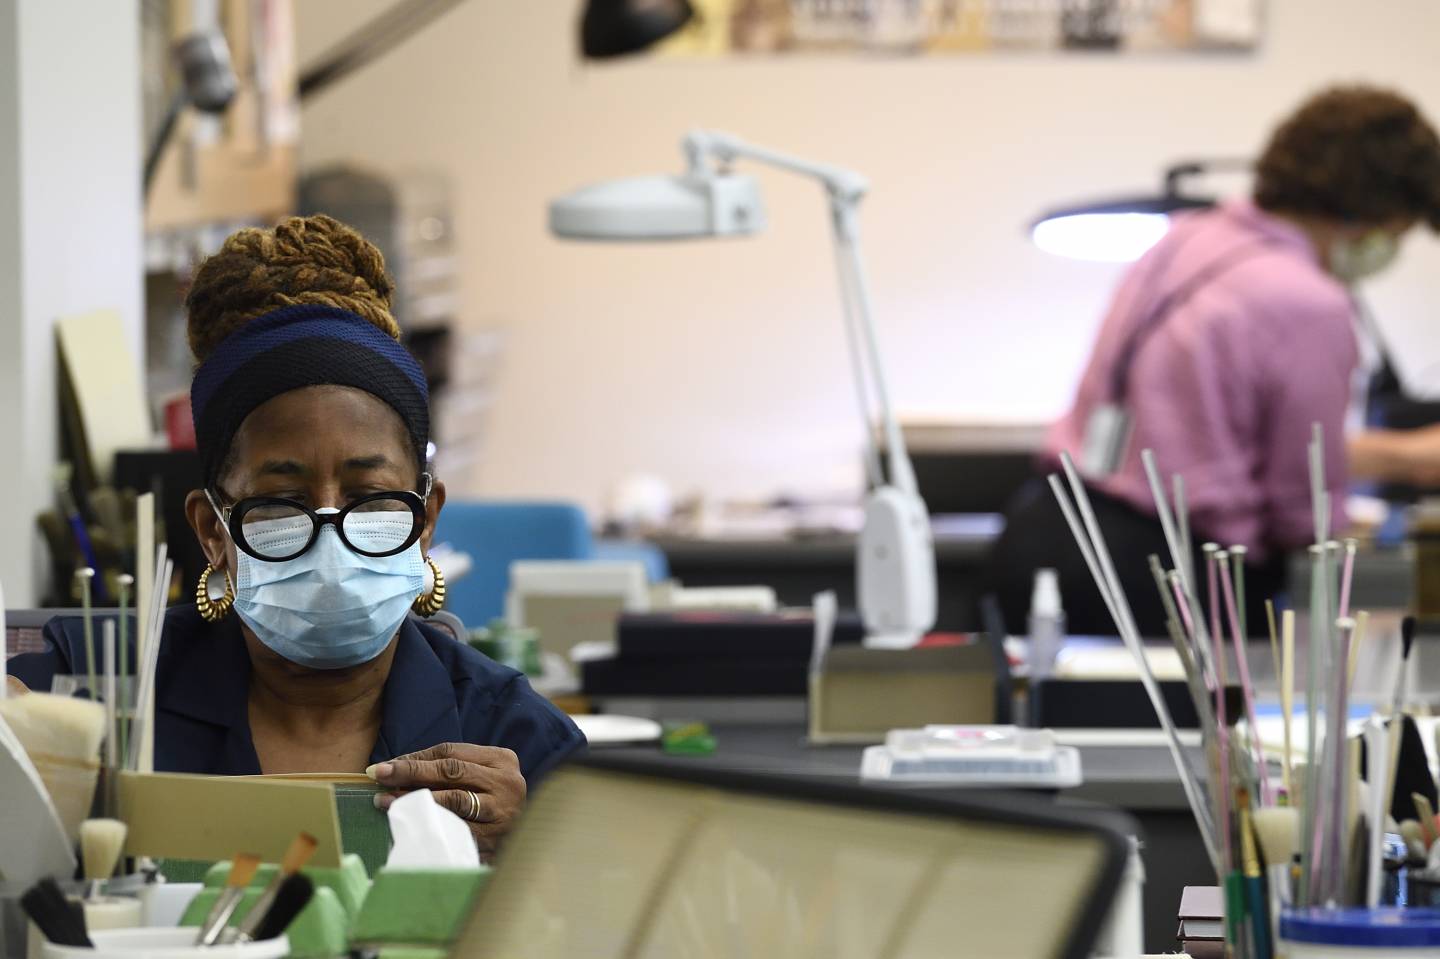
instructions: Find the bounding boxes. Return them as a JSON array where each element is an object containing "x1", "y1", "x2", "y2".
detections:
[{"x1": 350, "y1": 867, "x2": 490, "y2": 948}]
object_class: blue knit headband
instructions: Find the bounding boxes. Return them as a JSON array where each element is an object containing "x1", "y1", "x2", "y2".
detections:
[{"x1": 190, "y1": 304, "x2": 430, "y2": 489}]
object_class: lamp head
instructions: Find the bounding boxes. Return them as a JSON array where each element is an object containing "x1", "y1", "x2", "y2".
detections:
[
  {"x1": 174, "y1": 31, "x2": 237, "y2": 114},
  {"x1": 549, "y1": 173, "x2": 766, "y2": 240},
  {"x1": 581, "y1": 0, "x2": 695, "y2": 59},
  {"x1": 1030, "y1": 194, "x2": 1213, "y2": 263},
  {"x1": 1030, "y1": 159, "x2": 1237, "y2": 262}
]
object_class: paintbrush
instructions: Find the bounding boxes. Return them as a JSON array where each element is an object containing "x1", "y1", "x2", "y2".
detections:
[
  {"x1": 1240, "y1": 793, "x2": 1272, "y2": 959},
  {"x1": 21, "y1": 878, "x2": 90, "y2": 947},
  {"x1": 249, "y1": 874, "x2": 314, "y2": 942},
  {"x1": 196, "y1": 853, "x2": 261, "y2": 946},
  {"x1": 1254, "y1": 805, "x2": 1300, "y2": 927},
  {"x1": 1383, "y1": 618, "x2": 1418, "y2": 819},
  {"x1": 0, "y1": 692, "x2": 105, "y2": 842},
  {"x1": 80, "y1": 818, "x2": 127, "y2": 900},
  {"x1": 234, "y1": 832, "x2": 318, "y2": 942}
]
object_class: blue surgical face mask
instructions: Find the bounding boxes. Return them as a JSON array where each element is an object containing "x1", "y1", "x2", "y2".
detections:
[{"x1": 219, "y1": 506, "x2": 426, "y2": 670}]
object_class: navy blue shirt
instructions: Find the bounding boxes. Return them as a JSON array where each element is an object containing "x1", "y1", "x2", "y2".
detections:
[{"x1": 10, "y1": 604, "x2": 586, "y2": 782}]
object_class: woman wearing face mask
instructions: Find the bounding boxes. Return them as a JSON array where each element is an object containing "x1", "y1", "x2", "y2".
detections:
[
  {"x1": 985, "y1": 85, "x2": 1440, "y2": 638},
  {"x1": 12, "y1": 215, "x2": 585, "y2": 854}
]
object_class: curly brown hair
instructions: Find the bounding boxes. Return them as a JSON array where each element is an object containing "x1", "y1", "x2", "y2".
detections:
[
  {"x1": 1255, "y1": 85, "x2": 1440, "y2": 231},
  {"x1": 185, "y1": 214, "x2": 399, "y2": 363}
]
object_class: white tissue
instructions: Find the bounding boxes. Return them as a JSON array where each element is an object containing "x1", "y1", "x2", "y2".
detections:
[{"x1": 384, "y1": 789, "x2": 481, "y2": 869}]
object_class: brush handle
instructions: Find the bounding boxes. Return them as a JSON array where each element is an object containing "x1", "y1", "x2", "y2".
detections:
[
  {"x1": 196, "y1": 886, "x2": 245, "y2": 946},
  {"x1": 1245, "y1": 874, "x2": 1271, "y2": 959},
  {"x1": 235, "y1": 876, "x2": 283, "y2": 940},
  {"x1": 1224, "y1": 871, "x2": 1246, "y2": 952}
]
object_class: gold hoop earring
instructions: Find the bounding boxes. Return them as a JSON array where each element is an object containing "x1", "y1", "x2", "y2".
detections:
[
  {"x1": 196, "y1": 564, "x2": 234, "y2": 623},
  {"x1": 413, "y1": 556, "x2": 446, "y2": 617}
]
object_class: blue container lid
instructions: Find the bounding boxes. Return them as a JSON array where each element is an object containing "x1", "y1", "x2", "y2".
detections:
[{"x1": 1281, "y1": 909, "x2": 1440, "y2": 947}]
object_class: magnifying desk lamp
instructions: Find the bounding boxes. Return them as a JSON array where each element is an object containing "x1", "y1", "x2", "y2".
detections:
[
  {"x1": 549, "y1": 130, "x2": 937, "y2": 648},
  {"x1": 1030, "y1": 158, "x2": 1248, "y2": 263}
]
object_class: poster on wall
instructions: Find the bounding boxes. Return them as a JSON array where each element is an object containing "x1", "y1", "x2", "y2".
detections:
[{"x1": 659, "y1": 0, "x2": 1264, "y2": 56}]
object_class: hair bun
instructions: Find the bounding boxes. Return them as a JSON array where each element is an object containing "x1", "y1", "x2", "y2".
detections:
[{"x1": 186, "y1": 214, "x2": 399, "y2": 363}]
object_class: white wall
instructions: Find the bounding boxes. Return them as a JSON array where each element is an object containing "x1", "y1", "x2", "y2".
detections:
[
  {"x1": 0, "y1": 0, "x2": 142, "y2": 604},
  {"x1": 296, "y1": 0, "x2": 1440, "y2": 514}
]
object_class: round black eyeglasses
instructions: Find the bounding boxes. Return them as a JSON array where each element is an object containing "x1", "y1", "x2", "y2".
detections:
[{"x1": 212, "y1": 482, "x2": 430, "y2": 563}]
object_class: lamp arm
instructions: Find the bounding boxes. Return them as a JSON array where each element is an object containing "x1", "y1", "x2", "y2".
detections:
[
  {"x1": 685, "y1": 130, "x2": 869, "y2": 200},
  {"x1": 831, "y1": 203, "x2": 919, "y2": 498},
  {"x1": 1161, "y1": 156, "x2": 1252, "y2": 195},
  {"x1": 683, "y1": 129, "x2": 916, "y2": 496},
  {"x1": 830, "y1": 208, "x2": 886, "y2": 491}
]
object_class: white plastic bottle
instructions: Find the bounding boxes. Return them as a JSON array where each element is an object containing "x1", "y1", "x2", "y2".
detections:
[{"x1": 1028, "y1": 568, "x2": 1065, "y2": 681}]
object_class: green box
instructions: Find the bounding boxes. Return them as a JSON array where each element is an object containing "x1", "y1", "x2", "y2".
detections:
[{"x1": 350, "y1": 867, "x2": 491, "y2": 948}]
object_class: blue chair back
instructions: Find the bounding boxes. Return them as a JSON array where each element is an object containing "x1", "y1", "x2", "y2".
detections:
[{"x1": 432, "y1": 501, "x2": 595, "y2": 627}]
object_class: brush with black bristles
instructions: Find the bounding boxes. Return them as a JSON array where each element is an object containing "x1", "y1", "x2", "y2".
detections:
[
  {"x1": 247, "y1": 873, "x2": 315, "y2": 942},
  {"x1": 20, "y1": 878, "x2": 90, "y2": 947},
  {"x1": 1384, "y1": 617, "x2": 1420, "y2": 820},
  {"x1": 233, "y1": 832, "x2": 318, "y2": 942}
]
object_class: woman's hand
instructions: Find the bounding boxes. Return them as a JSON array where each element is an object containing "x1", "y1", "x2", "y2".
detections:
[{"x1": 368, "y1": 742, "x2": 526, "y2": 857}]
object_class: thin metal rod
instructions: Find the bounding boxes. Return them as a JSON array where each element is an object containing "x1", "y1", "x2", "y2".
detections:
[
  {"x1": 1301, "y1": 544, "x2": 1324, "y2": 904},
  {"x1": 1218, "y1": 557, "x2": 1272, "y2": 805},
  {"x1": 1173, "y1": 473, "x2": 1194, "y2": 590},
  {"x1": 1338, "y1": 539, "x2": 1358, "y2": 621},
  {"x1": 1052, "y1": 457, "x2": 1220, "y2": 873}
]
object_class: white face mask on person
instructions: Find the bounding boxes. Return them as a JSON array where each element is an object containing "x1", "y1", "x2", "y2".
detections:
[
  {"x1": 215, "y1": 504, "x2": 426, "y2": 670},
  {"x1": 1329, "y1": 231, "x2": 1400, "y2": 284}
]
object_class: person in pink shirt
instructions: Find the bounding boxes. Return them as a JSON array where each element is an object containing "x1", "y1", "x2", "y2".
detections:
[{"x1": 987, "y1": 86, "x2": 1440, "y2": 637}]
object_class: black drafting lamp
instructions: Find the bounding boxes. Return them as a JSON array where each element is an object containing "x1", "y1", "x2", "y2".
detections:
[
  {"x1": 142, "y1": 32, "x2": 238, "y2": 195},
  {"x1": 1029, "y1": 159, "x2": 1249, "y2": 263},
  {"x1": 298, "y1": 0, "x2": 693, "y2": 101},
  {"x1": 145, "y1": 0, "x2": 691, "y2": 193},
  {"x1": 582, "y1": 0, "x2": 695, "y2": 58}
]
